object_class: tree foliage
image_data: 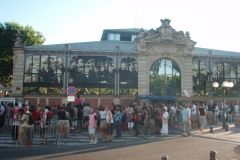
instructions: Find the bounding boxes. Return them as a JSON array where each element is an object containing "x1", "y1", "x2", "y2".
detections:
[{"x1": 0, "y1": 22, "x2": 45, "y2": 87}]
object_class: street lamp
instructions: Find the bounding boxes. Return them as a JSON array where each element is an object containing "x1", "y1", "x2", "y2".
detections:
[{"x1": 212, "y1": 81, "x2": 234, "y2": 128}]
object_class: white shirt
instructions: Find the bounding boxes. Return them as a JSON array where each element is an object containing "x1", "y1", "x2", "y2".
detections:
[
  {"x1": 13, "y1": 114, "x2": 21, "y2": 126},
  {"x1": 99, "y1": 110, "x2": 107, "y2": 119},
  {"x1": 215, "y1": 106, "x2": 219, "y2": 115},
  {"x1": 191, "y1": 105, "x2": 196, "y2": 115},
  {"x1": 45, "y1": 108, "x2": 49, "y2": 114},
  {"x1": 106, "y1": 111, "x2": 113, "y2": 123},
  {"x1": 170, "y1": 106, "x2": 176, "y2": 114},
  {"x1": 234, "y1": 105, "x2": 239, "y2": 113},
  {"x1": 0, "y1": 106, "x2": 5, "y2": 116},
  {"x1": 164, "y1": 106, "x2": 167, "y2": 111}
]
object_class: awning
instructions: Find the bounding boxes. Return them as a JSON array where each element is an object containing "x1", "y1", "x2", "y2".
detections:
[{"x1": 138, "y1": 95, "x2": 177, "y2": 101}]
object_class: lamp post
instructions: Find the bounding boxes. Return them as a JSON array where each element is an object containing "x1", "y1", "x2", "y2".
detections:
[{"x1": 212, "y1": 81, "x2": 234, "y2": 128}]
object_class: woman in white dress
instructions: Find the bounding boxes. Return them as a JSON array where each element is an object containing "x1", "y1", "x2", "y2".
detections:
[{"x1": 161, "y1": 108, "x2": 169, "y2": 135}]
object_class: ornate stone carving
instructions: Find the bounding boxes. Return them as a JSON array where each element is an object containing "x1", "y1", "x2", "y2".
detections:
[
  {"x1": 149, "y1": 46, "x2": 177, "y2": 54},
  {"x1": 14, "y1": 32, "x2": 24, "y2": 48},
  {"x1": 158, "y1": 19, "x2": 174, "y2": 41}
]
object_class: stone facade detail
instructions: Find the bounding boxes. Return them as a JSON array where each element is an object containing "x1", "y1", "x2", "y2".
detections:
[{"x1": 135, "y1": 19, "x2": 196, "y2": 98}]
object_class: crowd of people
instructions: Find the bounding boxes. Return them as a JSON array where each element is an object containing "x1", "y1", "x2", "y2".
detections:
[{"x1": 0, "y1": 97, "x2": 240, "y2": 147}]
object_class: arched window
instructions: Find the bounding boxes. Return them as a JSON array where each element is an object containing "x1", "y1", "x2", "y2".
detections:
[{"x1": 149, "y1": 58, "x2": 181, "y2": 96}]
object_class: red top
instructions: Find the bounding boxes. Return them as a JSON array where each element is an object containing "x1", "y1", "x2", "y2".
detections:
[
  {"x1": 134, "y1": 113, "x2": 139, "y2": 122},
  {"x1": 47, "y1": 111, "x2": 54, "y2": 119},
  {"x1": 31, "y1": 111, "x2": 39, "y2": 121},
  {"x1": 75, "y1": 98, "x2": 82, "y2": 104}
]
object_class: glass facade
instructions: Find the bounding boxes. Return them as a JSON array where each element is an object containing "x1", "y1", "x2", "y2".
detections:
[
  {"x1": 149, "y1": 58, "x2": 181, "y2": 96},
  {"x1": 23, "y1": 54, "x2": 138, "y2": 95},
  {"x1": 193, "y1": 60, "x2": 240, "y2": 97}
]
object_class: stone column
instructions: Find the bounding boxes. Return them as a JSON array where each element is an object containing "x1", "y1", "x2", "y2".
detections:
[
  {"x1": 12, "y1": 33, "x2": 25, "y2": 102},
  {"x1": 183, "y1": 56, "x2": 193, "y2": 97},
  {"x1": 138, "y1": 53, "x2": 148, "y2": 96}
]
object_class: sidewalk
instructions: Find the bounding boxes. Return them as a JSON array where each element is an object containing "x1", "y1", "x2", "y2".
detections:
[{"x1": 169, "y1": 121, "x2": 240, "y2": 144}]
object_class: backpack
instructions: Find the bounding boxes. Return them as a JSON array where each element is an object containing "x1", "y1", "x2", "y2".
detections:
[{"x1": 24, "y1": 113, "x2": 34, "y2": 125}]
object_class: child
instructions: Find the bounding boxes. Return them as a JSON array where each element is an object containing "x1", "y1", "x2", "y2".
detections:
[{"x1": 88, "y1": 108, "x2": 98, "y2": 144}]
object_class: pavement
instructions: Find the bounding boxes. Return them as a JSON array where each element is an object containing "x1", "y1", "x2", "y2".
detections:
[
  {"x1": 169, "y1": 120, "x2": 240, "y2": 144},
  {"x1": 0, "y1": 121, "x2": 240, "y2": 159}
]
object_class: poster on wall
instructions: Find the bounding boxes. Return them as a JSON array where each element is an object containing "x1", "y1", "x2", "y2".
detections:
[
  {"x1": 24, "y1": 55, "x2": 64, "y2": 83},
  {"x1": 69, "y1": 56, "x2": 115, "y2": 84},
  {"x1": 119, "y1": 57, "x2": 138, "y2": 85}
]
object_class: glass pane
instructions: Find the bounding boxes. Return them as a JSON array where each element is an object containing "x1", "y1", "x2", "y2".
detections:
[
  {"x1": 192, "y1": 60, "x2": 199, "y2": 77},
  {"x1": 149, "y1": 58, "x2": 181, "y2": 96},
  {"x1": 131, "y1": 35, "x2": 136, "y2": 41},
  {"x1": 84, "y1": 88, "x2": 99, "y2": 95},
  {"x1": 48, "y1": 87, "x2": 62, "y2": 94},
  {"x1": 129, "y1": 89, "x2": 138, "y2": 95},
  {"x1": 224, "y1": 62, "x2": 230, "y2": 78},
  {"x1": 212, "y1": 62, "x2": 218, "y2": 79},
  {"x1": 39, "y1": 87, "x2": 48, "y2": 94},
  {"x1": 120, "y1": 88, "x2": 129, "y2": 95},
  {"x1": 200, "y1": 61, "x2": 207, "y2": 77},
  {"x1": 109, "y1": 34, "x2": 114, "y2": 40},
  {"x1": 23, "y1": 87, "x2": 38, "y2": 94},
  {"x1": 100, "y1": 88, "x2": 113, "y2": 95},
  {"x1": 115, "y1": 34, "x2": 120, "y2": 40},
  {"x1": 217, "y1": 62, "x2": 223, "y2": 78}
]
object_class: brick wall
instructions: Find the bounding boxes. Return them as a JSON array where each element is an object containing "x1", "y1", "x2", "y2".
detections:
[
  {"x1": 85, "y1": 99, "x2": 98, "y2": 108},
  {"x1": 100, "y1": 99, "x2": 113, "y2": 108}
]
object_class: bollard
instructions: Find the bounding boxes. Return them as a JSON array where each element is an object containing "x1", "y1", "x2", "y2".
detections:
[
  {"x1": 225, "y1": 124, "x2": 230, "y2": 131},
  {"x1": 210, "y1": 125, "x2": 214, "y2": 133},
  {"x1": 210, "y1": 150, "x2": 217, "y2": 160},
  {"x1": 161, "y1": 156, "x2": 169, "y2": 160}
]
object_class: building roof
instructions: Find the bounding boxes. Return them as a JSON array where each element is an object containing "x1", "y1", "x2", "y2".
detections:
[
  {"x1": 26, "y1": 40, "x2": 240, "y2": 57},
  {"x1": 101, "y1": 28, "x2": 149, "y2": 40},
  {"x1": 25, "y1": 41, "x2": 137, "y2": 53},
  {"x1": 193, "y1": 47, "x2": 240, "y2": 57}
]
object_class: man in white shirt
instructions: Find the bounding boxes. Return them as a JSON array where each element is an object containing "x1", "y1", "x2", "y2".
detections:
[
  {"x1": 234, "y1": 103, "x2": 239, "y2": 114},
  {"x1": 191, "y1": 103, "x2": 196, "y2": 115},
  {"x1": 214, "y1": 104, "x2": 220, "y2": 125}
]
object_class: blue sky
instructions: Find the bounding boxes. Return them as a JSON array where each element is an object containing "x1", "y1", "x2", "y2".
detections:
[{"x1": 1, "y1": 0, "x2": 240, "y2": 52}]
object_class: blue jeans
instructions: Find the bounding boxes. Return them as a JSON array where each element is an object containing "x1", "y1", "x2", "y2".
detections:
[
  {"x1": 144, "y1": 121, "x2": 154, "y2": 136},
  {"x1": 115, "y1": 121, "x2": 121, "y2": 137}
]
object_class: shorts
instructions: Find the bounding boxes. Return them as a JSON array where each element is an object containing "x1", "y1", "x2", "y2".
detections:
[
  {"x1": 128, "y1": 122, "x2": 134, "y2": 128},
  {"x1": 23, "y1": 127, "x2": 33, "y2": 142},
  {"x1": 88, "y1": 126, "x2": 96, "y2": 135},
  {"x1": 199, "y1": 116, "x2": 206, "y2": 126},
  {"x1": 40, "y1": 128, "x2": 46, "y2": 135},
  {"x1": 72, "y1": 120, "x2": 77, "y2": 127}
]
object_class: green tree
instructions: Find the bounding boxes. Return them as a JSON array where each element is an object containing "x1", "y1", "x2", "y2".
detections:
[{"x1": 0, "y1": 22, "x2": 45, "y2": 87}]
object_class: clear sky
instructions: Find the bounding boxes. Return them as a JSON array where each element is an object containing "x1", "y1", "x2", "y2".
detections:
[{"x1": 1, "y1": 0, "x2": 240, "y2": 52}]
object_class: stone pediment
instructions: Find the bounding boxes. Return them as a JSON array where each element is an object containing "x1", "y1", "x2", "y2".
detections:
[{"x1": 134, "y1": 19, "x2": 196, "y2": 53}]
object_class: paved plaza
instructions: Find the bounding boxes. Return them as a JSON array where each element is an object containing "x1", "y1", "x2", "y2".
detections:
[{"x1": 0, "y1": 122, "x2": 240, "y2": 159}]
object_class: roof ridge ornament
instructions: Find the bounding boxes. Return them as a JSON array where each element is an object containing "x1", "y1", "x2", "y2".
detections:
[
  {"x1": 158, "y1": 19, "x2": 174, "y2": 41},
  {"x1": 14, "y1": 31, "x2": 25, "y2": 48}
]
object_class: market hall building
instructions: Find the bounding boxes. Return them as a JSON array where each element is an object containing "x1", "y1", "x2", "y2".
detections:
[{"x1": 12, "y1": 19, "x2": 240, "y2": 107}]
